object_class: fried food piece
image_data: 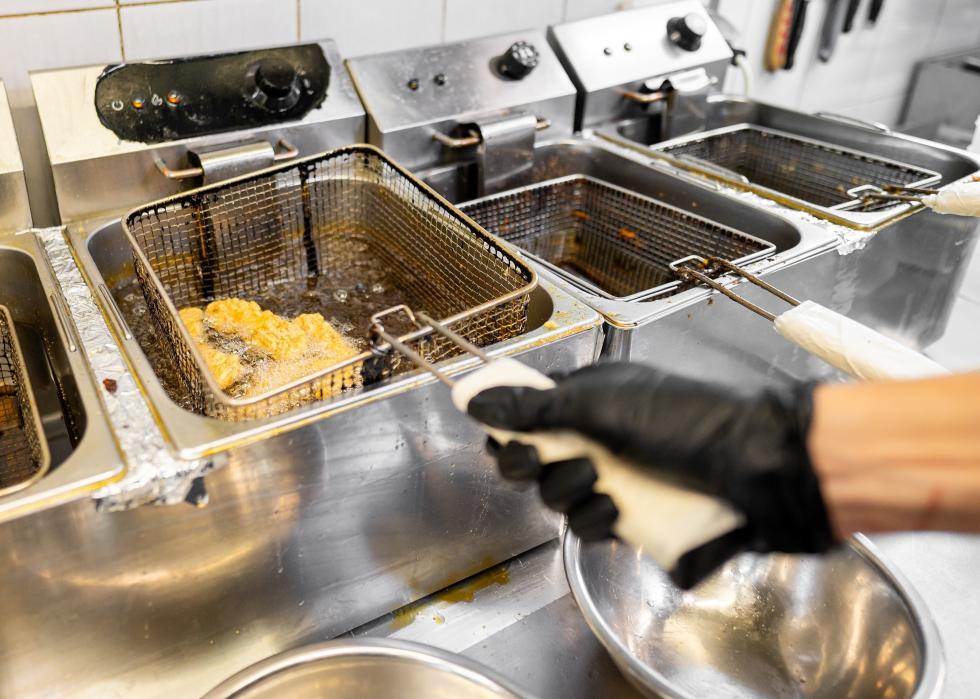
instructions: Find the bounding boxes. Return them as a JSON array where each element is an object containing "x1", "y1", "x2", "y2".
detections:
[
  {"x1": 203, "y1": 298, "x2": 262, "y2": 338},
  {"x1": 199, "y1": 345, "x2": 243, "y2": 391},
  {"x1": 0, "y1": 394, "x2": 20, "y2": 431},
  {"x1": 204, "y1": 299, "x2": 307, "y2": 361},
  {"x1": 293, "y1": 313, "x2": 357, "y2": 359},
  {"x1": 178, "y1": 307, "x2": 205, "y2": 341}
]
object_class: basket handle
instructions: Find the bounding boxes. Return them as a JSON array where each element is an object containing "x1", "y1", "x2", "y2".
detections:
[{"x1": 154, "y1": 138, "x2": 299, "y2": 180}]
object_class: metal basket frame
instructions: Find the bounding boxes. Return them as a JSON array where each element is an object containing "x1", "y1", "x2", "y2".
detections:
[
  {"x1": 0, "y1": 305, "x2": 50, "y2": 495},
  {"x1": 123, "y1": 145, "x2": 536, "y2": 421},
  {"x1": 656, "y1": 124, "x2": 942, "y2": 212},
  {"x1": 460, "y1": 174, "x2": 775, "y2": 302}
]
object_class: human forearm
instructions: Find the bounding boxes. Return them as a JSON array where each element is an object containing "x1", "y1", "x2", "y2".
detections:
[{"x1": 809, "y1": 373, "x2": 980, "y2": 537}]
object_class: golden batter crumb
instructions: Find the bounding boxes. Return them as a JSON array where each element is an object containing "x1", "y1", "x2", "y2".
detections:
[{"x1": 178, "y1": 307, "x2": 205, "y2": 342}]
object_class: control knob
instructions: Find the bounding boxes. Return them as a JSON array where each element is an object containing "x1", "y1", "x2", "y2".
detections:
[
  {"x1": 252, "y1": 58, "x2": 300, "y2": 111},
  {"x1": 497, "y1": 41, "x2": 539, "y2": 80},
  {"x1": 667, "y1": 13, "x2": 707, "y2": 52}
]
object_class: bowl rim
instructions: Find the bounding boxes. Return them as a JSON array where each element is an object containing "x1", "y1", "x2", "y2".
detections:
[
  {"x1": 562, "y1": 531, "x2": 945, "y2": 699},
  {"x1": 200, "y1": 637, "x2": 537, "y2": 699}
]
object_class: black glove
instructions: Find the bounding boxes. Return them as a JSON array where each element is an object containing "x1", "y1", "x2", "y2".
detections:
[{"x1": 468, "y1": 363, "x2": 837, "y2": 589}]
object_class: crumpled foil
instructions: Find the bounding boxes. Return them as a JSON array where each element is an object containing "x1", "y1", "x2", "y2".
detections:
[
  {"x1": 37, "y1": 227, "x2": 221, "y2": 511},
  {"x1": 719, "y1": 183, "x2": 876, "y2": 255}
]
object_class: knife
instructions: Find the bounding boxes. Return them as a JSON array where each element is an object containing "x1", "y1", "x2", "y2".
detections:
[
  {"x1": 784, "y1": 0, "x2": 810, "y2": 70},
  {"x1": 818, "y1": 0, "x2": 844, "y2": 62},
  {"x1": 842, "y1": 0, "x2": 861, "y2": 32}
]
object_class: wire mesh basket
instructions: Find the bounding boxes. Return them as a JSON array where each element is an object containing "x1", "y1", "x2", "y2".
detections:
[
  {"x1": 123, "y1": 145, "x2": 536, "y2": 421},
  {"x1": 657, "y1": 125, "x2": 941, "y2": 212},
  {"x1": 0, "y1": 305, "x2": 50, "y2": 495},
  {"x1": 460, "y1": 175, "x2": 774, "y2": 301}
]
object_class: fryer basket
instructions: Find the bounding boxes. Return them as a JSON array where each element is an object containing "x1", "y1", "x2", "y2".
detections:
[
  {"x1": 460, "y1": 175, "x2": 774, "y2": 301},
  {"x1": 656, "y1": 125, "x2": 941, "y2": 212},
  {"x1": 0, "y1": 305, "x2": 50, "y2": 494},
  {"x1": 123, "y1": 145, "x2": 535, "y2": 421}
]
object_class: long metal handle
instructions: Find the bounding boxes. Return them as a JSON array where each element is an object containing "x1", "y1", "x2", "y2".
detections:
[
  {"x1": 621, "y1": 89, "x2": 670, "y2": 105},
  {"x1": 155, "y1": 138, "x2": 299, "y2": 180},
  {"x1": 814, "y1": 111, "x2": 891, "y2": 134},
  {"x1": 669, "y1": 255, "x2": 799, "y2": 323},
  {"x1": 49, "y1": 293, "x2": 79, "y2": 353},
  {"x1": 368, "y1": 305, "x2": 491, "y2": 386},
  {"x1": 432, "y1": 117, "x2": 550, "y2": 149}
]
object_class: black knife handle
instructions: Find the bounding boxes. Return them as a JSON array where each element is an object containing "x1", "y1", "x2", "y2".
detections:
[
  {"x1": 868, "y1": 0, "x2": 884, "y2": 24},
  {"x1": 784, "y1": 0, "x2": 810, "y2": 70},
  {"x1": 842, "y1": 0, "x2": 860, "y2": 32}
]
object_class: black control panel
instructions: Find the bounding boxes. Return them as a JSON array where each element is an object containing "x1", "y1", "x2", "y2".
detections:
[{"x1": 95, "y1": 44, "x2": 329, "y2": 144}]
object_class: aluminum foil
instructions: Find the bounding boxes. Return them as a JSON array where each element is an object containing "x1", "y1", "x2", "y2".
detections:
[
  {"x1": 37, "y1": 227, "x2": 220, "y2": 510},
  {"x1": 718, "y1": 182, "x2": 876, "y2": 254}
]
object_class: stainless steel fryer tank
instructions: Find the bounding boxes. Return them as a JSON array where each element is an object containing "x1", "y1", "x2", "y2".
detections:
[
  {"x1": 605, "y1": 96, "x2": 980, "y2": 231},
  {"x1": 0, "y1": 215, "x2": 602, "y2": 699},
  {"x1": 0, "y1": 232, "x2": 123, "y2": 521},
  {"x1": 420, "y1": 137, "x2": 843, "y2": 385}
]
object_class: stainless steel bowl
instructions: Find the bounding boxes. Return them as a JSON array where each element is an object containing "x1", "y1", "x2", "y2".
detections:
[
  {"x1": 564, "y1": 533, "x2": 944, "y2": 699},
  {"x1": 202, "y1": 639, "x2": 534, "y2": 699}
]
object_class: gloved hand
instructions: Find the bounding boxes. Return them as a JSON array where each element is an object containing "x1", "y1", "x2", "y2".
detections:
[{"x1": 468, "y1": 363, "x2": 838, "y2": 589}]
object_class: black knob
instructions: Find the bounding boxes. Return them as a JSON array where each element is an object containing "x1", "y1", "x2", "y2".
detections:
[
  {"x1": 255, "y1": 58, "x2": 297, "y2": 98},
  {"x1": 667, "y1": 13, "x2": 707, "y2": 51},
  {"x1": 498, "y1": 41, "x2": 539, "y2": 80}
]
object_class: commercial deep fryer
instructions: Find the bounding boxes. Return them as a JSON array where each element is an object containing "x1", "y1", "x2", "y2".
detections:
[
  {"x1": 347, "y1": 13, "x2": 841, "y2": 388},
  {"x1": 542, "y1": 2, "x2": 980, "y2": 387},
  {"x1": 2, "y1": 40, "x2": 602, "y2": 698}
]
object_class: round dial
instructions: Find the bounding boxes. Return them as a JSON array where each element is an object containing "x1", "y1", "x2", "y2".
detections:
[
  {"x1": 667, "y1": 13, "x2": 707, "y2": 52},
  {"x1": 498, "y1": 41, "x2": 539, "y2": 80}
]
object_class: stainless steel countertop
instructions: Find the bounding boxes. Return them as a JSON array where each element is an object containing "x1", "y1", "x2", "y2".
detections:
[{"x1": 351, "y1": 533, "x2": 980, "y2": 698}]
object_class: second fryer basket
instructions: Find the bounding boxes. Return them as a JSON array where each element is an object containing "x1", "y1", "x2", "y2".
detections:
[{"x1": 460, "y1": 175, "x2": 775, "y2": 301}]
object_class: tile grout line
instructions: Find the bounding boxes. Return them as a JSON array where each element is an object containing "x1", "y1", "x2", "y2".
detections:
[
  {"x1": 0, "y1": 0, "x2": 197, "y2": 21},
  {"x1": 296, "y1": 0, "x2": 301, "y2": 42},
  {"x1": 116, "y1": 0, "x2": 126, "y2": 60}
]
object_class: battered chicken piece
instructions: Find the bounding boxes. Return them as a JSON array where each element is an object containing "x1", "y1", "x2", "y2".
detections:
[
  {"x1": 203, "y1": 298, "x2": 262, "y2": 338},
  {"x1": 178, "y1": 307, "x2": 205, "y2": 342},
  {"x1": 199, "y1": 345, "x2": 243, "y2": 391},
  {"x1": 293, "y1": 313, "x2": 358, "y2": 359},
  {"x1": 204, "y1": 299, "x2": 307, "y2": 361}
]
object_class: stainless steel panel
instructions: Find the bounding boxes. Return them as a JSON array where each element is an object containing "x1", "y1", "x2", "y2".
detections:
[
  {"x1": 347, "y1": 30, "x2": 576, "y2": 170},
  {"x1": 31, "y1": 40, "x2": 366, "y2": 223},
  {"x1": 900, "y1": 47, "x2": 980, "y2": 148},
  {"x1": 548, "y1": 1, "x2": 731, "y2": 131},
  {"x1": 0, "y1": 82, "x2": 30, "y2": 232}
]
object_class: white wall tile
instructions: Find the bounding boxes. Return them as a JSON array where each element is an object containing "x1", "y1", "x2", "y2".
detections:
[
  {"x1": 0, "y1": 9, "x2": 120, "y2": 225},
  {"x1": 796, "y1": 12, "x2": 881, "y2": 113},
  {"x1": 121, "y1": 0, "x2": 298, "y2": 61},
  {"x1": 563, "y1": 0, "x2": 681, "y2": 23},
  {"x1": 863, "y1": 0, "x2": 944, "y2": 101},
  {"x1": 0, "y1": 0, "x2": 108, "y2": 13},
  {"x1": 301, "y1": 0, "x2": 442, "y2": 57},
  {"x1": 444, "y1": 0, "x2": 563, "y2": 42},
  {"x1": 927, "y1": 0, "x2": 980, "y2": 57}
]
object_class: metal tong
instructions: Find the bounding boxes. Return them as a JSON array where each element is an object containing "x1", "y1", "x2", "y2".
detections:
[
  {"x1": 859, "y1": 176, "x2": 980, "y2": 216},
  {"x1": 368, "y1": 304, "x2": 744, "y2": 571},
  {"x1": 670, "y1": 255, "x2": 948, "y2": 381}
]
